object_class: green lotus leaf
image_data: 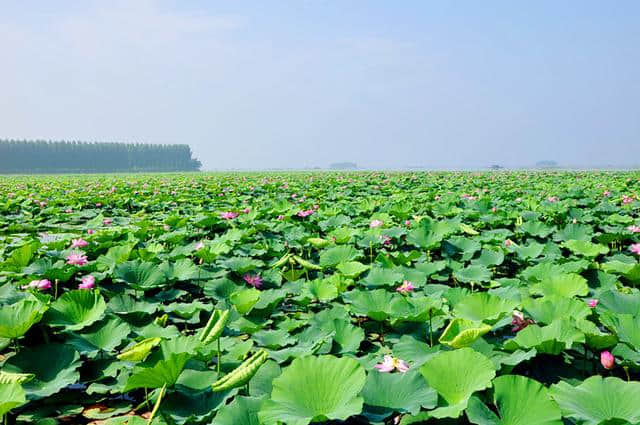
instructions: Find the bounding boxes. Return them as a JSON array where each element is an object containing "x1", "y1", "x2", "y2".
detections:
[
  {"x1": 362, "y1": 267, "x2": 404, "y2": 287},
  {"x1": 406, "y1": 219, "x2": 454, "y2": 249},
  {"x1": 512, "y1": 242, "x2": 544, "y2": 260},
  {"x1": 67, "y1": 316, "x2": 131, "y2": 355},
  {"x1": 165, "y1": 258, "x2": 201, "y2": 281},
  {"x1": 4, "y1": 344, "x2": 81, "y2": 399},
  {"x1": 319, "y1": 246, "x2": 360, "y2": 268},
  {"x1": 598, "y1": 290, "x2": 640, "y2": 315},
  {"x1": 220, "y1": 257, "x2": 264, "y2": 273},
  {"x1": 466, "y1": 375, "x2": 562, "y2": 425},
  {"x1": 307, "y1": 279, "x2": 338, "y2": 302},
  {"x1": 342, "y1": 289, "x2": 395, "y2": 321},
  {"x1": 520, "y1": 221, "x2": 555, "y2": 238},
  {"x1": 439, "y1": 318, "x2": 492, "y2": 348},
  {"x1": 554, "y1": 223, "x2": 592, "y2": 242},
  {"x1": 0, "y1": 298, "x2": 47, "y2": 339},
  {"x1": 419, "y1": 348, "x2": 496, "y2": 418},
  {"x1": 504, "y1": 319, "x2": 585, "y2": 354},
  {"x1": 454, "y1": 265, "x2": 491, "y2": 283},
  {"x1": 532, "y1": 273, "x2": 589, "y2": 298},
  {"x1": 550, "y1": 376, "x2": 640, "y2": 425},
  {"x1": 361, "y1": 370, "x2": 437, "y2": 420},
  {"x1": 258, "y1": 355, "x2": 366, "y2": 425},
  {"x1": 107, "y1": 294, "x2": 158, "y2": 317},
  {"x1": 0, "y1": 382, "x2": 27, "y2": 416},
  {"x1": 453, "y1": 292, "x2": 518, "y2": 323},
  {"x1": 95, "y1": 244, "x2": 133, "y2": 272},
  {"x1": 45, "y1": 290, "x2": 107, "y2": 331},
  {"x1": 212, "y1": 395, "x2": 264, "y2": 425},
  {"x1": 123, "y1": 352, "x2": 190, "y2": 391},
  {"x1": 600, "y1": 312, "x2": 640, "y2": 350},
  {"x1": 473, "y1": 249, "x2": 504, "y2": 267},
  {"x1": 523, "y1": 295, "x2": 590, "y2": 324},
  {"x1": 230, "y1": 288, "x2": 261, "y2": 315},
  {"x1": 562, "y1": 239, "x2": 609, "y2": 257},
  {"x1": 0, "y1": 371, "x2": 35, "y2": 385},
  {"x1": 117, "y1": 337, "x2": 162, "y2": 361},
  {"x1": 114, "y1": 260, "x2": 167, "y2": 290},
  {"x1": 336, "y1": 261, "x2": 369, "y2": 278}
]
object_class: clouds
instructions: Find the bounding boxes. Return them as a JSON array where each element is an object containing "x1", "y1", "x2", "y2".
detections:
[{"x1": 0, "y1": 1, "x2": 638, "y2": 169}]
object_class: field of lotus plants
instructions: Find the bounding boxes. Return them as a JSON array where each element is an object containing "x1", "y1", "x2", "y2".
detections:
[{"x1": 2, "y1": 171, "x2": 640, "y2": 424}]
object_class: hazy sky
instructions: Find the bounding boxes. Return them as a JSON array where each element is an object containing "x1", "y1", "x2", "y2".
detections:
[{"x1": 1, "y1": 1, "x2": 639, "y2": 169}]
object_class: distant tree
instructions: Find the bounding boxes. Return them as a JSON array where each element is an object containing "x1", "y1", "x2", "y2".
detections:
[
  {"x1": 0, "y1": 140, "x2": 201, "y2": 173},
  {"x1": 330, "y1": 162, "x2": 358, "y2": 170},
  {"x1": 490, "y1": 164, "x2": 504, "y2": 170}
]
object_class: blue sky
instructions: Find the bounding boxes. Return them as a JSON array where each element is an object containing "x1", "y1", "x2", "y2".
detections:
[{"x1": 1, "y1": 1, "x2": 639, "y2": 169}]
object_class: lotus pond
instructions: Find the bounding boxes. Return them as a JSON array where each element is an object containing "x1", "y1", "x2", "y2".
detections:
[{"x1": 1, "y1": 171, "x2": 640, "y2": 424}]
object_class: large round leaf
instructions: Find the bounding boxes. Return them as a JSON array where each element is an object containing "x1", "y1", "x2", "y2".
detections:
[
  {"x1": 45, "y1": 290, "x2": 107, "y2": 331},
  {"x1": 420, "y1": 348, "x2": 496, "y2": 418},
  {"x1": 454, "y1": 292, "x2": 518, "y2": 323},
  {"x1": 439, "y1": 318, "x2": 491, "y2": 348},
  {"x1": 361, "y1": 370, "x2": 437, "y2": 420},
  {"x1": 258, "y1": 355, "x2": 366, "y2": 425},
  {"x1": 4, "y1": 344, "x2": 81, "y2": 399},
  {"x1": 212, "y1": 395, "x2": 263, "y2": 425},
  {"x1": 466, "y1": 375, "x2": 562, "y2": 425},
  {"x1": 0, "y1": 298, "x2": 46, "y2": 339},
  {"x1": 0, "y1": 382, "x2": 27, "y2": 416},
  {"x1": 114, "y1": 260, "x2": 167, "y2": 291},
  {"x1": 123, "y1": 352, "x2": 190, "y2": 391},
  {"x1": 550, "y1": 376, "x2": 640, "y2": 425}
]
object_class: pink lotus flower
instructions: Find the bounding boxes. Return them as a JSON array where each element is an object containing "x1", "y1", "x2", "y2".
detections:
[
  {"x1": 374, "y1": 355, "x2": 409, "y2": 373},
  {"x1": 628, "y1": 225, "x2": 640, "y2": 233},
  {"x1": 220, "y1": 211, "x2": 238, "y2": 220},
  {"x1": 78, "y1": 275, "x2": 95, "y2": 290},
  {"x1": 277, "y1": 215, "x2": 285, "y2": 220},
  {"x1": 194, "y1": 241, "x2": 205, "y2": 251},
  {"x1": 588, "y1": 299, "x2": 598, "y2": 308},
  {"x1": 600, "y1": 351, "x2": 615, "y2": 370},
  {"x1": 22, "y1": 279, "x2": 51, "y2": 291},
  {"x1": 622, "y1": 195, "x2": 634, "y2": 205},
  {"x1": 504, "y1": 239, "x2": 513, "y2": 247},
  {"x1": 370, "y1": 219, "x2": 383, "y2": 229},
  {"x1": 491, "y1": 206, "x2": 497, "y2": 213},
  {"x1": 87, "y1": 229, "x2": 95, "y2": 235},
  {"x1": 396, "y1": 280, "x2": 415, "y2": 294},
  {"x1": 630, "y1": 243, "x2": 640, "y2": 255},
  {"x1": 66, "y1": 252, "x2": 88, "y2": 266},
  {"x1": 39, "y1": 201, "x2": 47, "y2": 208},
  {"x1": 297, "y1": 209, "x2": 314, "y2": 217},
  {"x1": 243, "y1": 274, "x2": 263, "y2": 289},
  {"x1": 405, "y1": 220, "x2": 411, "y2": 227},
  {"x1": 96, "y1": 203, "x2": 102, "y2": 207},
  {"x1": 547, "y1": 196, "x2": 558, "y2": 203},
  {"x1": 603, "y1": 190, "x2": 611, "y2": 197},
  {"x1": 243, "y1": 208, "x2": 251, "y2": 214},
  {"x1": 65, "y1": 209, "x2": 73, "y2": 213},
  {"x1": 512, "y1": 310, "x2": 535, "y2": 332},
  {"x1": 103, "y1": 218, "x2": 113, "y2": 226},
  {"x1": 70, "y1": 239, "x2": 88, "y2": 249}
]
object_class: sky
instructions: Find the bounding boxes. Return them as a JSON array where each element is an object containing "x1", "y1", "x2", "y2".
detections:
[{"x1": 1, "y1": 1, "x2": 639, "y2": 170}]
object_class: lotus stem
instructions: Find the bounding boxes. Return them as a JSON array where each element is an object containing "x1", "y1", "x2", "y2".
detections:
[
  {"x1": 217, "y1": 338, "x2": 221, "y2": 374},
  {"x1": 624, "y1": 366, "x2": 631, "y2": 382},
  {"x1": 146, "y1": 384, "x2": 166, "y2": 425},
  {"x1": 429, "y1": 309, "x2": 433, "y2": 347},
  {"x1": 144, "y1": 387, "x2": 150, "y2": 411}
]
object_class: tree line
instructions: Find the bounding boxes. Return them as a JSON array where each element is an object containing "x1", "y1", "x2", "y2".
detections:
[{"x1": 0, "y1": 140, "x2": 202, "y2": 173}]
